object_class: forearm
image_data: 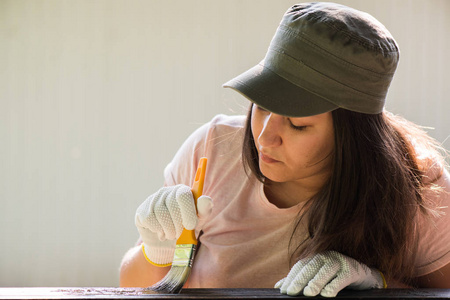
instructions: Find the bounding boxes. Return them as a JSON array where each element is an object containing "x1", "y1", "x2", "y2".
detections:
[{"x1": 119, "y1": 245, "x2": 170, "y2": 287}]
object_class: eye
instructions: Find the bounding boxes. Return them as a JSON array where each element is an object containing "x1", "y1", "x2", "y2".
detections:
[
  {"x1": 290, "y1": 123, "x2": 307, "y2": 131},
  {"x1": 289, "y1": 120, "x2": 308, "y2": 131}
]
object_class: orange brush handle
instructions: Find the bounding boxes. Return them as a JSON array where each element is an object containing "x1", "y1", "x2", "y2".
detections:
[{"x1": 176, "y1": 157, "x2": 207, "y2": 246}]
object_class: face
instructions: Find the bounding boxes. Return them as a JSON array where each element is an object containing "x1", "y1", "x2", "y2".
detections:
[{"x1": 251, "y1": 104, "x2": 335, "y2": 185}]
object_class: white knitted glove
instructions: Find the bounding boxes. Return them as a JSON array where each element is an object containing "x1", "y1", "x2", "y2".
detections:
[
  {"x1": 275, "y1": 251, "x2": 386, "y2": 297},
  {"x1": 135, "y1": 184, "x2": 212, "y2": 266}
]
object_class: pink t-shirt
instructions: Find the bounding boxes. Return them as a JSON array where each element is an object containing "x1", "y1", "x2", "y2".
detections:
[{"x1": 163, "y1": 114, "x2": 450, "y2": 287}]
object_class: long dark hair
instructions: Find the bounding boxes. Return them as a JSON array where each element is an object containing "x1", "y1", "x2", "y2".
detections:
[{"x1": 242, "y1": 104, "x2": 445, "y2": 283}]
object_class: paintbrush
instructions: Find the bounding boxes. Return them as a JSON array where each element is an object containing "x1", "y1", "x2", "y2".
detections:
[{"x1": 146, "y1": 157, "x2": 207, "y2": 294}]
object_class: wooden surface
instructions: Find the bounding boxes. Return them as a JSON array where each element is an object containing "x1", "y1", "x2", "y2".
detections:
[{"x1": 0, "y1": 288, "x2": 449, "y2": 300}]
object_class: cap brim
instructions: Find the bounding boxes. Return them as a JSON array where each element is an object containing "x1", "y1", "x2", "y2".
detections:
[{"x1": 223, "y1": 63, "x2": 338, "y2": 117}]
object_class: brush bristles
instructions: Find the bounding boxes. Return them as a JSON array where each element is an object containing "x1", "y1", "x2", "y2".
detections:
[
  {"x1": 149, "y1": 265, "x2": 192, "y2": 294},
  {"x1": 146, "y1": 244, "x2": 197, "y2": 294}
]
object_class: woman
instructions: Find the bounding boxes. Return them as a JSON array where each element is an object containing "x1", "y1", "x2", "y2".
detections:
[{"x1": 120, "y1": 2, "x2": 450, "y2": 297}]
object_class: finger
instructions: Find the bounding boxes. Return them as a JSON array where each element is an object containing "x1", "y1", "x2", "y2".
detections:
[
  {"x1": 176, "y1": 185, "x2": 198, "y2": 230},
  {"x1": 136, "y1": 191, "x2": 165, "y2": 239},
  {"x1": 197, "y1": 196, "x2": 213, "y2": 219},
  {"x1": 303, "y1": 261, "x2": 340, "y2": 297},
  {"x1": 164, "y1": 187, "x2": 185, "y2": 239},
  {"x1": 274, "y1": 278, "x2": 286, "y2": 289},
  {"x1": 135, "y1": 196, "x2": 151, "y2": 228},
  {"x1": 279, "y1": 258, "x2": 310, "y2": 294},
  {"x1": 136, "y1": 225, "x2": 156, "y2": 246},
  {"x1": 320, "y1": 273, "x2": 352, "y2": 298},
  {"x1": 154, "y1": 189, "x2": 177, "y2": 240},
  {"x1": 284, "y1": 257, "x2": 319, "y2": 296},
  {"x1": 286, "y1": 264, "x2": 326, "y2": 296}
]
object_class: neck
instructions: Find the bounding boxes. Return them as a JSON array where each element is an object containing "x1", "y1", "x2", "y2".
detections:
[{"x1": 264, "y1": 177, "x2": 328, "y2": 209}]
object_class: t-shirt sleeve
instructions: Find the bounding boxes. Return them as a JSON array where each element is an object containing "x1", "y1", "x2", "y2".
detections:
[
  {"x1": 162, "y1": 114, "x2": 244, "y2": 188},
  {"x1": 414, "y1": 167, "x2": 450, "y2": 277},
  {"x1": 163, "y1": 120, "x2": 211, "y2": 188}
]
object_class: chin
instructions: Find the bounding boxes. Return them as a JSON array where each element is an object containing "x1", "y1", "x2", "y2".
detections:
[{"x1": 260, "y1": 166, "x2": 288, "y2": 183}]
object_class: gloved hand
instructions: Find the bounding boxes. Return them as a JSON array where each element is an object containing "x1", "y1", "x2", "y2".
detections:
[
  {"x1": 135, "y1": 184, "x2": 212, "y2": 266},
  {"x1": 275, "y1": 251, "x2": 386, "y2": 298}
]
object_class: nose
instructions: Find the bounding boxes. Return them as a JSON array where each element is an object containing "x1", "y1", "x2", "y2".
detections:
[{"x1": 258, "y1": 113, "x2": 282, "y2": 148}]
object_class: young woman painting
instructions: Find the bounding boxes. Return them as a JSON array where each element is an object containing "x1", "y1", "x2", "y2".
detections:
[{"x1": 120, "y1": 2, "x2": 450, "y2": 297}]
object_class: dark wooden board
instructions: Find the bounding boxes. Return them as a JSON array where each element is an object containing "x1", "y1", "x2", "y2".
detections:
[{"x1": 0, "y1": 288, "x2": 449, "y2": 300}]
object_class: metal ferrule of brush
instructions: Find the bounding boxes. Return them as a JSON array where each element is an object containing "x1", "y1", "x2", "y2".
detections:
[{"x1": 172, "y1": 244, "x2": 197, "y2": 267}]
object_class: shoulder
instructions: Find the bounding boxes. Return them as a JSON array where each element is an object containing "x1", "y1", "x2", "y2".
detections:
[
  {"x1": 386, "y1": 111, "x2": 446, "y2": 183},
  {"x1": 173, "y1": 114, "x2": 245, "y2": 153},
  {"x1": 188, "y1": 114, "x2": 245, "y2": 144},
  {"x1": 207, "y1": 114, "x2": 246, "y2": 134},
  {"x1": 202, "y1": 114, "x2": 246, "y2": 149},
  {"x1": 421, "y1": 166, "x2": 450, "y2": 206},
  {"x1": 413, "y1": 140, "x2": 446, "y2": 185},
  {"x1": 163, "y1": 114, "x2": 246, "y2": 186}
]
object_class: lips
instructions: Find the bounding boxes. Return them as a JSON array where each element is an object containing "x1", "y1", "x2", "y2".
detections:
[{"x1": 259, "y1": 151, "x2": 280, "y2": 163}]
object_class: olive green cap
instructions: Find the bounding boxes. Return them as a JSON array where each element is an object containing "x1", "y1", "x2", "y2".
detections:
[{"x1": 223, "y1": 2, "x2": 399, "y2": 117}]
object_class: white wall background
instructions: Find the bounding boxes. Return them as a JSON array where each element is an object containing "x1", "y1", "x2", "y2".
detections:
[{"x1": 0, "y1": 0, "x2": 449, "y2": 287}]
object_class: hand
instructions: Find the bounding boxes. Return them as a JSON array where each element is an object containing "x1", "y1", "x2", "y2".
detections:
[
  {"x1": 135, "y1": 184, "x2": 212, "y2": 265},
  {"x1": 275, "y1": 251, "x2": 385, "y2": 297}
]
